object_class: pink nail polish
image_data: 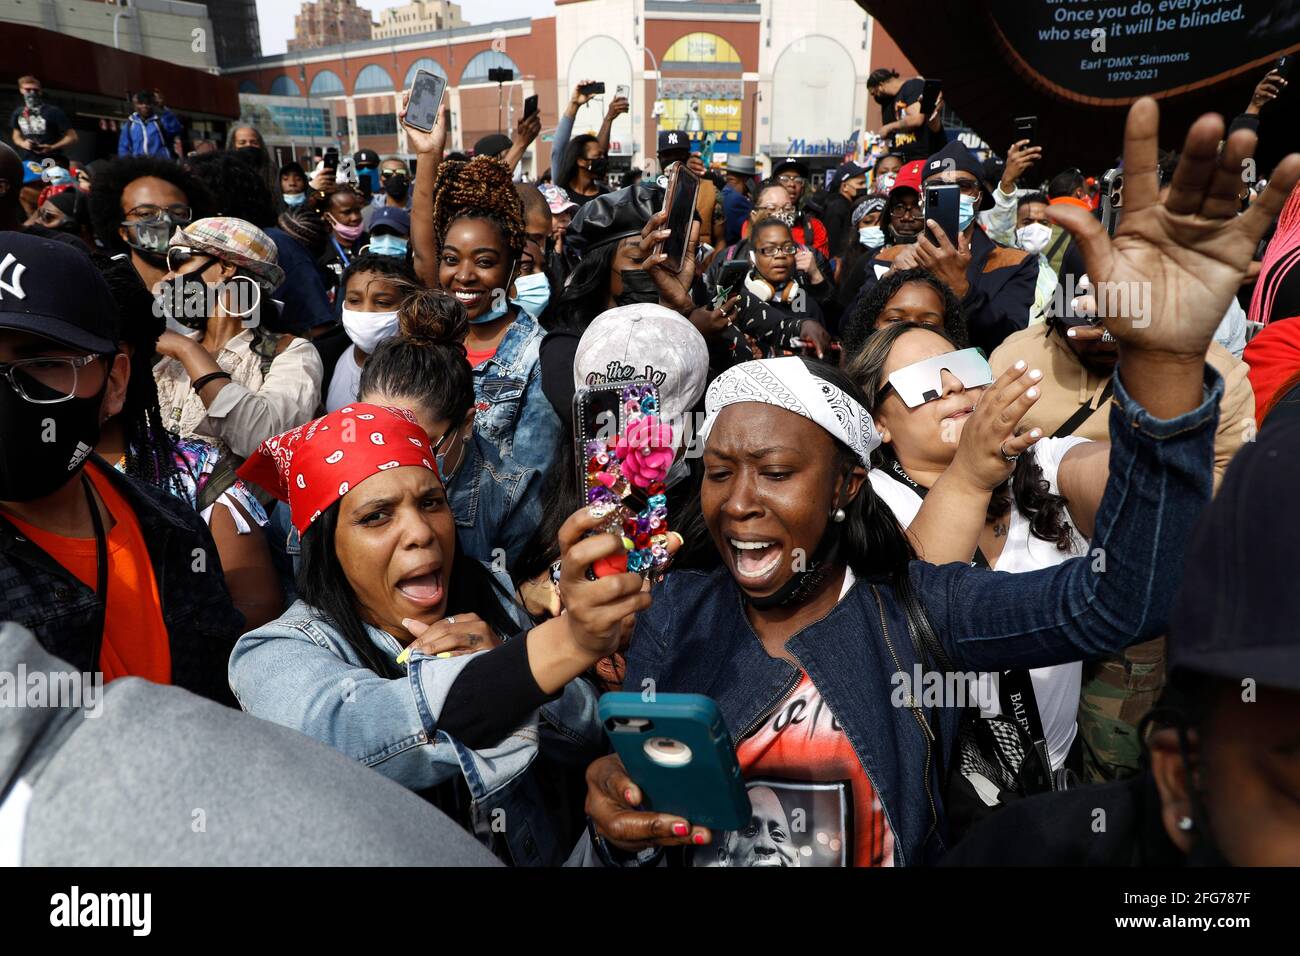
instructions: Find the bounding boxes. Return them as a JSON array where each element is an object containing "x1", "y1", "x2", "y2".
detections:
[
  {"x1": 672, "y1": 822, "x2": 688, "y2": 836},
  {"x1": 692, "y1": 832, "x2": 707, "y2": 845}
]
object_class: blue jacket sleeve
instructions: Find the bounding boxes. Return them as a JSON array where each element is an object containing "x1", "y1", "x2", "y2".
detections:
[
  {"x1": 160, "y1": 109, "x2": 183, "y2": 138},
  {"x1": 551, "y1": 112, "x2": 575, "y2": 185},
  {"x1": 911, "y1": 364, "x2": 1222, "y2": 670},
  {"x1": 117, "y1": 123, "x2": 130, "y2": 156}
]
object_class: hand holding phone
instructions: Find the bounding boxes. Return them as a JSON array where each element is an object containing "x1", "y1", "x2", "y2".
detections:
[
  {"x1": 924, "y1": 183, "x2": 961, "y2": 246},
  {"x1": 523, "y1": 93, "x2": 539, "y2": 119},
  {"x1": 405, "y1": 68, "x2": 448, "y2": 133},
  {"x1": 919, "y1": 78, "x2": 943, "y2": 119},
  {"x1": 1013, "y1": 115, "x2": 1038, "y2": 146},
  {"x1": 656, "y1": 163, "x2": 702, "y2": 274},
  {"x1": 578, "y1": 81, "x2": 606, "y2": 97}
]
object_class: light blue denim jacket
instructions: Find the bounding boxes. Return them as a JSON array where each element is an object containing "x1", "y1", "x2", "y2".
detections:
[
  {"x1": 447, "y1": 431, "x2": 543, "y2": 572},
  {"x1": 229, "y1": 598, "x2": 602, "y2": 865},
  {"x1": 471, "y1": 309, "x2": 561, "y2": 474}
]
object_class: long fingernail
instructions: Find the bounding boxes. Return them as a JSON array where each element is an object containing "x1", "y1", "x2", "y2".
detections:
[
  {"x1": 436, "y1": 651, "x2": 453, "y2": 659},
  {"x1": 1027, "y1": 387, "x2": 1039, "y2": 398},
  {"x1": 1029, "y1": 368, "x2": 1042, "y2": 380},
  {"x1": 1067, "y1": 328, "x2": 1077, "y2": 337},
  {"x1": 1014, "y1": 359, "x2": 1026, "y2": 370},
  {"x1": 672, "y1": 822, "x2": 688, "y2": 836},
  {"x1": 395, "y1": 648, "x2": 411, "y2": 665}
]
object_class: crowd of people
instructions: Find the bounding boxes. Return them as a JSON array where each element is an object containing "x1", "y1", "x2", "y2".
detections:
[{"x1": 1, "y1": 61, "x2": 1299, "y2": 868}]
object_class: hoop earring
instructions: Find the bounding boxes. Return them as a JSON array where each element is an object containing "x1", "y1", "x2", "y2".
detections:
[{"x1": 220, "y1": 275, "x2": 261, "y2": 320}]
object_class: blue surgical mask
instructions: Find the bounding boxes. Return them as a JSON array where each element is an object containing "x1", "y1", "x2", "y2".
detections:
[
  {"x1": 511, "y1": 271, "x2": 551, "y2": 319},
  {"x1": 283, "y1": 191, "x2": 306, "y2": 207},
  {"x1": 958, "y1": 194, "x2": 978, "y2": 232},
  {"x1": 469, "y1": 291, "x2": 512, "y2": 325},
  {"x1": 858, "y1": 225, "x2": 885, "y2": 248},
  {"x1": 368, "y1": 234, "x2": 408, "y2": 258}
]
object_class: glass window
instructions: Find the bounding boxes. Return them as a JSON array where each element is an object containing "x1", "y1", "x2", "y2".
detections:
[
  {"x1": 356, "y1": 113, "x2": 397, "y2": 137},
  {"x1": 461, "y1": 50, "x2": 519, "y2": 85},
  {"x1": 269, "y1": 76, "x2": 300, "y2": 96},
  {"x1": 662, "y1": 32, "x2": 742, "y2": 67},
  {"x1": 309, "y1": 70, "x2": 344, "y2": 96},
  {"x1": 403, "y1": 58, "x2": 448, "y2": 89},
  {"x1": 355, "y1": 65, "x2": 394, "y2": 94}
]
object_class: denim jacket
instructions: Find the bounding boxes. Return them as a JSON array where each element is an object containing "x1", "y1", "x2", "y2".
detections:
[
  {"x1": 229, "y1": 599, "x2": 603, "y2": 865},
  {"x1": 0, "y1": 457, "x2": 244, "y2": 705},
  {"x1": 574, "y1": 366, "x2": 1222, "y2": 867},
  {"x1": 472, "y1": 310, "x2": 561, "y2": 474},
  {"x1": 447, "y1": 431, "x2": 543, "y2": 573}
]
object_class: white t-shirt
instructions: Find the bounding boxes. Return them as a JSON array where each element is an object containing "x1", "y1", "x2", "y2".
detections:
[
  {"x1": 868, "y1": 436, "x2": 1091, "y2": 770},
  {"x1": 326, "y1": 346, "x2": 365, "y2": 413}
]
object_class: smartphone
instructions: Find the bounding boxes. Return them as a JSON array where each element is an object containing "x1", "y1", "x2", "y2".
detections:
[
  {"x1": 1100, "y1": 167, "x2": 1123, "y2": 238},
  {"x1": 924, "y1": 183, "x2": 961, "y2": 246},
  {"x1": 599, "y1": 692, "x2": 750, "y2": 831},
  {"x1": 578, "y1": 81, "x2": 606, "y2": 96},
  {"x1": 919, "y1": 78, "x2": 943, "y2": 118},
  {"x1": 405, "y1": 68, "x2": 448, "y2": 133},
  {"x1": 323, "y1": 147, "x2": 338, "y2": 172},
  {"x1": 336, "y1": 156, "x2": 358, "y2": 186},
  {"x1": 1013, "y1": 114, "x2": 1038, "y2": 145},
  {"x1": 615, "y1": 84, "x2": 629, "y2": 100},
  {"x1": 1276, "y1": 55, "x2": 1293, "y2": 81},
  {"x1": 572, "y1": 380, "x2": 671, "y2": 579},
  {"x1": 656, "y1": 162, "x2": 701, "y2": 274},
  {"x1": 713, "y1": 257, "x2": 750, "y2": 306},
  {"x1": 523, "y1": 93, "x2": 539, "y2": 119}
]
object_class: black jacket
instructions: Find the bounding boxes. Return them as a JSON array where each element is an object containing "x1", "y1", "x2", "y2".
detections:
[{"x1": 0, "y1": 457, "x2": 245, "y2": 705}]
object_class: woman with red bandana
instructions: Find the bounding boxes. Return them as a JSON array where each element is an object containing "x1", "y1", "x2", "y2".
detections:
[{"x1": 229, "y1": 403, "x2": 652, "y2": 865}]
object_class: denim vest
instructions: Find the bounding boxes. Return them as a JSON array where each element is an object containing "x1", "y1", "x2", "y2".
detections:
[
  {"x1": 229, "y1": 599, "x2": 603, "y2": 865},
  {"x1": 623, "y1": 367, "x2": 1221, "y2": 866},
  {"x1": 446, "y1": 432, "x2": 543, "y2": 573},
  {"x1": 471, "y1": 310, "x2": 562, "y2": 475}
]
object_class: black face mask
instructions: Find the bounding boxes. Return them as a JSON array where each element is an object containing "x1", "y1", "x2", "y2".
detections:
[
  {"x1": 384, "y1": 174, "x2": 410, "y2": 202},
  {"x1": 873, "y1": 94, "x2": 893, "y2": 108},
  {"x1": 614, "y1": 269, "x2": 659, "y2": 307},
  {"x1": 23, "y1": 92, "x2": 41, "y2": 110},
  {"x1": 235, "y1": 146, "x2": 266, "y2": 169},
  {"x1": 587, "y1": 157, "x2": 609, "y2": 179},
  {"x1": 158, "y1": 271, "x2": 214, "y2": 331},
  {"x1": 0, "y1": 376, "x2": 107, "y2": 502}
]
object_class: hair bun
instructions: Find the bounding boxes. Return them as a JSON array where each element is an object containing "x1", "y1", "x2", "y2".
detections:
[{"x1": 397, "y1": 284, "x2": 469, "y2": 347}]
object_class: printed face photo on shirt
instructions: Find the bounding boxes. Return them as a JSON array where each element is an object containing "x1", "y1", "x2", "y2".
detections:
[{"x1": 686, "y1": 779, "x2": 851, "y2": 867}]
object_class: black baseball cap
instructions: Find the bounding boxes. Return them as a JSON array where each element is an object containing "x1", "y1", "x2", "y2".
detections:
[
  {"x1": 657, "y1": 130, "x2": 690, "y2": 155},
  {"x1": 353, "y1": 149, "x2": 381, "y2": 168},
  {"x1": 772, "y1": 157, "x2": 810, "y2": 180},
  {"x1": 1170, "y1": 416, "x2": 1300, "y2": 693},
  {"x1": 924, "y1": 140, "x2": 994, "y2": 210},
  {"x1": 829, "y1": 161, "x2": 869, "y2": 193},
  {"x1": 0, "y1": 233, "x2": 118, "y2": 352},
  {"x1": 472, "y1": 133, "x2": 512, "y2": 158}
]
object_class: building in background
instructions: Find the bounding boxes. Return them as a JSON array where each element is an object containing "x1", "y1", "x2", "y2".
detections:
[
  {"x1": 0, "y1": 0, "x2": 218, "y2": 72},
  {"x1": 225, "y1": 0, "x2": 916, "y2": 179},
  {"x1": 373, "y1": 0, "x2": 468, "y2": 40},
  {"x1": 288, "y1": 0, "x2": 374, "y2": 52},
  {"x1": 205, "y1": 0, "x2": 263, "y2": 67}
]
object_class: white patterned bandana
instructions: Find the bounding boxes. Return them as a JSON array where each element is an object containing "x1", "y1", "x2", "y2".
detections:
[{"x1": 700, "y1": 357, "x2": 881, "y2": 467}]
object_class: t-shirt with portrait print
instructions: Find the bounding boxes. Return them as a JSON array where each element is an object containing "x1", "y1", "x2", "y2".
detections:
[{"x1": 686, "y1": 670, "x2": 895, "y2": 867}]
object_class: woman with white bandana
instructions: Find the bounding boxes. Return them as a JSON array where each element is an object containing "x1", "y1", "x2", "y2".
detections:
[{"x1": 574, "y1": 95, "x2": 1297, "y2": 866}]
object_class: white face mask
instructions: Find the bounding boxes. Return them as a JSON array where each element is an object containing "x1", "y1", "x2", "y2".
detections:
[
  {"x1": 1016, "y1": 222, "x2": 1053, "y2": 255},
  {"x1": 859, "y1": 225, "x2": 886, "y2": 248},
  {"x1": 340, "y1": 307, "x2": 400, "y2": 354}
]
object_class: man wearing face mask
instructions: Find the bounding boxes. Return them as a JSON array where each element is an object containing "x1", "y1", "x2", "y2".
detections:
[
  {"x1": 10, "y1": 76, "x2": 77, "y2": 164},
  {"x1": 280, "y1": 162, "x2": 308, "y2": 210},
  {"x1": 364, "y1": 206, "x2": 410, "y2": 260},
  {"x1": 361, "y1": 157, "x2": 412, "y2": 231},
  {"x1": 118, "y1": 91, "x2": 182, "y2": 160},
  {"x1": 821, "y1": 161, "x2": 870, "y2": 258},
  {"x1": 0, "y1": 234, "x2": 244, "y2": 705}
]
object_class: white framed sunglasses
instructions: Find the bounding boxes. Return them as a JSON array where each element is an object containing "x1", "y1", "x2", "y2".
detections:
[{"x1": 879, "y1": 347, "x2": 992, "y2": 408}]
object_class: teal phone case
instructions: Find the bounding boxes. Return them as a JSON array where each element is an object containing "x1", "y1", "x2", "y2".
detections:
[{"x1": 598, "y1": 692, "x2": 750, "y2": 831}]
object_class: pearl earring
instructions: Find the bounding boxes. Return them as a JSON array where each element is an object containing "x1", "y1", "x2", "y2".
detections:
[
  {"x1": 1177, "y1": 816, "x2": 1195, "y2": 832},
  {"x1": 831, "y1": 508, "x2": 846, "y2": 523}
]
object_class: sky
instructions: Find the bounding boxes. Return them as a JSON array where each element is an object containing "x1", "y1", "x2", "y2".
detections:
[{"x1": 255, "y1": 0, "x2": 558, "y2": 56}]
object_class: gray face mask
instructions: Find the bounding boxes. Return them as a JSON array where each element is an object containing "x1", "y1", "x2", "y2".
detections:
[{"x1": 122, "y1": 217, "x2": 174, "y2": 256}]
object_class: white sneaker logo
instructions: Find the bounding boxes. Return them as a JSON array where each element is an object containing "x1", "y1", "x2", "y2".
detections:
[{"x1": 0, "y1": 253, "x2": 27, "y2": 300}]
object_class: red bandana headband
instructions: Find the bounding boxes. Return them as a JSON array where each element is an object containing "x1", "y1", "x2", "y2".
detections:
[{"x1": 237, "y1": 404, "x2": 439, "y2": 533}]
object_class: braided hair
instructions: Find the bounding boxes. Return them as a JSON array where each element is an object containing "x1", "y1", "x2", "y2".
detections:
[{"x1": 430, "y1": 156, "x2": 525, "y2": 261}]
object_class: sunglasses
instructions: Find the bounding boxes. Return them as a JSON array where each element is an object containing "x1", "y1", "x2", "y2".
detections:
[
  {"x1": 879, "y1": 348, "x2": 992, "y2": 408},
  {"x1": 165, "y1": 246, "x2": 218, "y2": 275}
]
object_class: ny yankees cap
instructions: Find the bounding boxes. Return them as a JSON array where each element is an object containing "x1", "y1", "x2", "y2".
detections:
[
  {"x1": 657, "y1": 129, "x2": 690, "y2": 153},
  {"x1": 0, "y1": 233, "x2": 119, "y2": 353}
]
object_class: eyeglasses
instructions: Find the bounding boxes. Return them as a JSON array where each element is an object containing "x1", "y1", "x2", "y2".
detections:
[
  {"x1": 755, "y1": 204, "x2": 795, "y2": 216},
  {"x1": 165, "y1": 247, "x2": 217, "y2": 274},
  {"x1": 124, "y1": 204, "x2": 192, "y2": 224},
  {"x1": 33, "y1": 206, "x2": 67, "y2": 228},
  {"x1": 379, "y1": 168, "x2": 408, "y2": 179},
  {"x1": 431, "y1": 422, "x2": 461, "y2": 478},
  {"x1": 756, "y1": 243, "x2": 797, "y2": 257},
  {"x1": 776, "y1": 174, "x2": 804, "y2": 185},
  {"x1": 0, "y1": 354, "x2": 104, "y2": 404},
  {"x1": 890, "y1": 203, "x2": 922, "y2": 219},
  {"x1": 950, "y1": 178, "x2": 983, "y2": 198}
]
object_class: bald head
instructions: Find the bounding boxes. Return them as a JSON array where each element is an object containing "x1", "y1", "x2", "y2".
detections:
[{"x1": 0, "y1": 142, "x2": 22, "y2": 230}]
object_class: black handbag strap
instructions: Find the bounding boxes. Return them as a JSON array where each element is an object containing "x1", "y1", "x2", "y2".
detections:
[{"x1": 1051, "y1": 377, "x2": 1114, "y2": 438}]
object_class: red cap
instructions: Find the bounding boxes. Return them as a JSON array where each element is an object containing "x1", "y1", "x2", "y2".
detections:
[{"x1": 892, "y1": 159, "x2": 925, "y2": 196}]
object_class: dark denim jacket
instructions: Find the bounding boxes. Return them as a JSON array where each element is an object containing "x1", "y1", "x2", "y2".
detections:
[
  {"x1": 622, "y1": 367, "x2": 1221, "y2": 866},
  {"x1": 446, "y1": 432, "x2": 543, "y2": 573},
  {"x1": 0, "y1": 457, "x2": 244, "y2": 705}
]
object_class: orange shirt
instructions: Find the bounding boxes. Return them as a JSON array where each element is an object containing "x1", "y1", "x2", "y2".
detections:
[
  {"x1": 730, "y1": 672, "x2": 894, "y2": 867},
  {"x1": 7, "y1": 464, "x2": 172, "y2": 684},
  {"x1": 465, "y1": 344, "x2": 498, "y2": 368}
]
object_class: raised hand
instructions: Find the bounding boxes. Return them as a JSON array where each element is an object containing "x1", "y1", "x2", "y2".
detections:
[
  {"x1": 950, "y1": 360, "x2": 1044, "y2": 490},
  {"x1": 639, "y1": 209, "x2": 701, "y2": 316}
]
